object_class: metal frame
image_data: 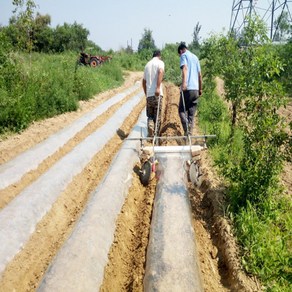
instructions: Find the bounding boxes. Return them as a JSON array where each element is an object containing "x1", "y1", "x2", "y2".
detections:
[
  {"x1": 230, "y1": 0, "x2": 292, "y2": 41},
  {"x1": 127, "y1": 134, "x2": 216, "y2": 156}
]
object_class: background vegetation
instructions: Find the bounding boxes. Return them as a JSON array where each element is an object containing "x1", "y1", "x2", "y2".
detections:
[
  {"x1": 198, "y1": 18, "x2": 291, "y2": 291},
  {"x1": 1, "y1": 1, "x2": 291, "y2": 291}
]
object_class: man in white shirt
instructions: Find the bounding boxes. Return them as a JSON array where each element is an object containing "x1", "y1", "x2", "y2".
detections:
[{"x1": 142, "y1": 50, "x2": 165, "y2": 137}]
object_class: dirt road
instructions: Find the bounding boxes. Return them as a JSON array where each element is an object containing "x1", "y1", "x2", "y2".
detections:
[{"x1": 0, "y1": 71, "x2": 272, "y2": 291}]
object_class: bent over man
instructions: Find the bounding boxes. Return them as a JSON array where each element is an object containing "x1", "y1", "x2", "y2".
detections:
[
  {"x1": 178, "y1": 42, "x2": 202, "y2": 136},
  {"x1": 142, "y1": 50, "x2": 165, "y2": 137}
]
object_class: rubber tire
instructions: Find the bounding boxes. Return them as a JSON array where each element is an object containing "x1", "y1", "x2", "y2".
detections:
[
  {"x1": 90, "y1": 57, "x2": 100, "y2": 67},
  {"x1": 189, "y1": 161, "x2": 202, "y2": 187},
  {"x1": 140, "y1": 160, "x2": 152, "y2": 186}
]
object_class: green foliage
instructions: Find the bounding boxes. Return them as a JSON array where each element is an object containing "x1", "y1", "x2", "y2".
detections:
[
  {"x1": 0, "y1": 32, "x2": 29, "y2": 131},
  {"x1": 114, "y1": 44, "x2": 182, "y2": 77},
  {"x1": 239, "y1": 16, "x2": 270, "y2": 47},
  {"x1": 236, "y1": 200, "x2": 292, "y2": 290},
  {"x1": 3, "y1": 6, "x2": 90, "y2": 53},
  {"x1": 74, "y1": 60, "x2": 123, "y2": 101},
  {"x1": 273, "y1": 11, "x2": 292, "y2": 42},
  {"x1": 52, "y1": 22, "x2": 89, "y2": 53},
  {"x1": 198, "y1": 89, "x2": 230, "y2": 146},
  {"x1": 0, "y1": 52, "x2": 124, "y2": 133},
  {"x1": 161, "y1": 43, "x2": 181, "y2": 85},
  {"x1": 11, "y1": 0, "x2": 37, "y2": 52},
  {"x1": 228, "y1": 36, "x2": 287, "y2": 211},
  {"x1": 0, "y1": 21, "x2": 19, "y2": 49},
  {"x1": 114, "y1": 51, "x2": 145, "y2": 71},
  {"x1": 85, "y1": 40, "x2": 103, "y2": 55},
  {"x1": 137, "y1": 49, "x2": 154, "y2": 63},
  {"x1": 188, "y1": 22, "x2": 201, "y2": 53},
  {"x1": 0, "y1": 31, "x2": 13, "y2": 64},
  {"x1": 138, "y1": 28, "x2": 157, "y2": 53},
  {"x1": 200, "y1": 35, "x2": 224, "y2": 79},
  {"x1": 200, "y1": 16, "x2": 291, "y2": 291},
  {"x1": 277, "y1": 41, "x2": 292, "y2": 96}
]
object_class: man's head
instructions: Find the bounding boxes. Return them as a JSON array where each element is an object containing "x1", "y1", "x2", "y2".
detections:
[
  {"x1": 177, "y1": 42, "x2": 187, "y2": 55},
  {"x1": 153, "y1": 50, "x2": 161, "y2": 58}
]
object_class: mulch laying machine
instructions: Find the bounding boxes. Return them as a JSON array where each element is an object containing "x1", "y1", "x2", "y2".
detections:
[{"x1": 127, "y1": 95, "x2": 216, "y2": 187}]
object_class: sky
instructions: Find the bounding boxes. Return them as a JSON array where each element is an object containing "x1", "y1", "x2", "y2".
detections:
[{"x1": 1, "y1": 0, "x2": 234, "y2": 51}]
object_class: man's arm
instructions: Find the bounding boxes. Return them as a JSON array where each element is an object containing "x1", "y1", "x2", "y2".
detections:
[
  {"x1": 181, "y1": 65, "x2": 187, "y2": 91},
  {"x1": 142, "y1": 78, "x2": 147, "y2": 96},
  {"x1": 155, "y1": 68, "x2": 164, "y2": 96},
  {"x1": 198, "y1": 72, "x2": 202, "y2": 96}
]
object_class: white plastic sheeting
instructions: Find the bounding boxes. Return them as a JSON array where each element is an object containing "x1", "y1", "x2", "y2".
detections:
[
  {"x1": 0, "y1": 82, "x2": 141, "y2": 190},
  {"x1": 143, "y1": 145, "x2": 203, "y2": 153},
  {"x1": 38, "y1": 110, "x2": 147, "y2": 292},
  {"x1": 144, "y1": 152, "x2": 204, "y2": 292},
  {"x1": 0, "y1": 91, "x2": 144, "y2": 276}
]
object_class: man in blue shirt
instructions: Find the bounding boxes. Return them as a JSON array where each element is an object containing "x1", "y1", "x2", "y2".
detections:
[{"x1": 178, "y1": 42, "x2": 202, "y2": 136}]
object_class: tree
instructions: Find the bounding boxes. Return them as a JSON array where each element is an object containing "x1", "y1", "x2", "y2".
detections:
[
  {"x1": 85, "y1": 40, "x2": 103, "y2": 54},
  {"x1": 2, "y1": 1, "x2": 100, "y2": 53},
  {"x1": 11, "y1": 0, "x2": 37, "y2": 52},
  {"x1": 238, "y1": 15, "x2": 269, "y2": 47},
  {"x1": 189, "y1": 22, "x2": 201, "y2": 52},
  {"x1": 161, "y1": 43, "x2": 181, "y2": 85},
  {"x1": 273, "y1": 11, "x2": 292, "y2": 41},
  {"x1": 125, "y1": 44, "x2": 134, "y2": 54},
  {"x1": 32, "y1": 13, "x2": 52, "y2": 52},
  {"x1": 52, "y1": 22, "x2": 89, "y2": 52},
  {"x1": 138, "y1": 28, "x2": 156, "y2": 53},
  {"x1": 219, "y1": 17, "x2": 287, "y2": 209},
  {"x1": 277, "y1": 40, "x2": 292, "y2": 96}
]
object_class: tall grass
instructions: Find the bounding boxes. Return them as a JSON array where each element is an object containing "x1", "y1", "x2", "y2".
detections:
[
  {"x1": 113, "y1": 51, "x2": 145, "y2": 71},
  {"x1": 0, "y1": 51, "x2": 124, "y2": 133},
  {"x1": 235, "y1": 199, "x2": 291, "y2": 291}
]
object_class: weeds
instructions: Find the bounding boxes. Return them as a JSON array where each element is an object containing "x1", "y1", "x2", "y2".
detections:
[{"x1": 0, "y1": 52, "x2": 124, "y2": 133}]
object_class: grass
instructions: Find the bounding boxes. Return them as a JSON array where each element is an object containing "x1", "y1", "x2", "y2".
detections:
[
  {"x1": 236, "y1": 199, "x2": 292, "y2": 291},
  {"x1": 0, "y1": 51, "x2": 125, "y2": 133}
]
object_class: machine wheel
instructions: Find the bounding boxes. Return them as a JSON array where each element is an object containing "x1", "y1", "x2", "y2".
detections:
[
  {"x1": 140, "y1": 160, "x2": 152, "y2": 186},
  {"x1": 90, "y1": 57, "x2": 100, "y2": 67},
  {"x1": 189, "y1": 161, "x2": 201, "y2": 187}
]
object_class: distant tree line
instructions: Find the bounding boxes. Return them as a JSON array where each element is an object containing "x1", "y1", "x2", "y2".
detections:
[
  {"x1": 0, "y1": 0, "x2": 102, "y2": 53},
  {"x1": 138, "y1": 22, "x2": 202, "y2": 53},
  {"x1": 0, "y1": 12, "x2": 102, "y2": 53}
]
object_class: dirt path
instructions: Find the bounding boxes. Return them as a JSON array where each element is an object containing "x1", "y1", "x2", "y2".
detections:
[{"x1": 0, "y1": 72, "x2": 272, "y2": 291}]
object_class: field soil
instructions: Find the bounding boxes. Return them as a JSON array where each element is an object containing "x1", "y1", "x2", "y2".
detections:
[{"x1": 0, "y1": 71, "x2": 290, "y2": 291}]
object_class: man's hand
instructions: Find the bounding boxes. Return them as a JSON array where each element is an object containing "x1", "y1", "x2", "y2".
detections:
[
  {"x1": 181, "y1": 83, "x2": 187, "y2": 91},
  {"x1": 142, "y1": 78, "x2": 147, "y2": 96},
  {"x1": 155, "y1": 88, "x2": 160, "y2": 96}
]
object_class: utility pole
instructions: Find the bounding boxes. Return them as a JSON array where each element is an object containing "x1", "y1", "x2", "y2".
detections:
[{"x1": 230, "y1": 0, "x2": 292, "y2": 41}]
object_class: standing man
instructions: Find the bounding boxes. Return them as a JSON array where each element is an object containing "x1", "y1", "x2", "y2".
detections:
[
  {"x1": 142, "y1": 50, "x2": 165, "y2": 137},
  {"x1": 178, "y1": 42, "x2": 202, "y2": 136}
]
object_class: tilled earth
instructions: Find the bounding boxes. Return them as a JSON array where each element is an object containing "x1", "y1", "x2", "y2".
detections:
[{"x1": 0, "y1": 71, "x2": 290, "y2": 291}]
